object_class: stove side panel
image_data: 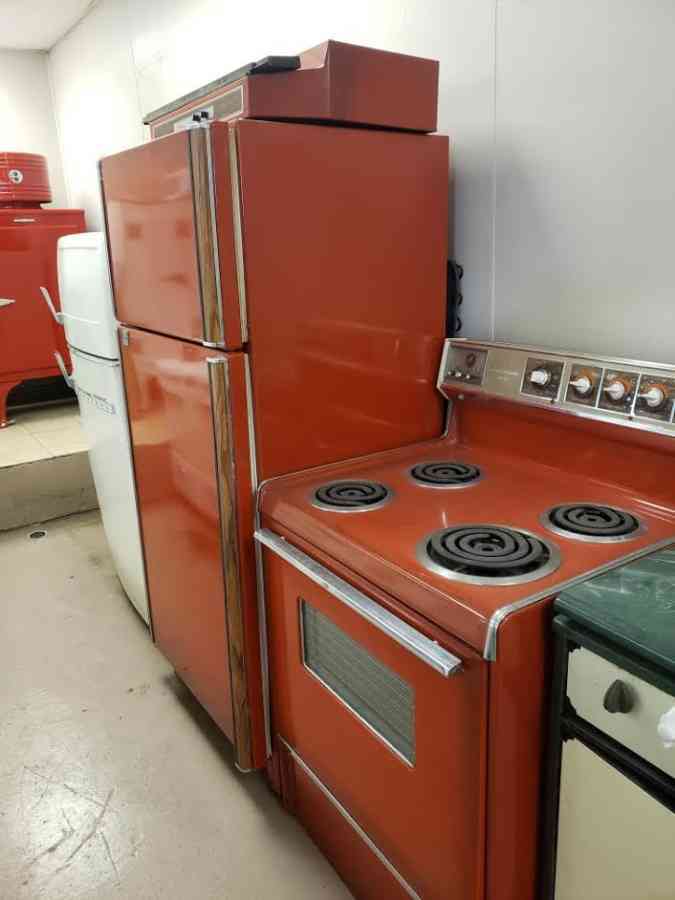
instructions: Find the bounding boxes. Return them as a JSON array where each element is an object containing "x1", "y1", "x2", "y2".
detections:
[{"x1": 485, "y1": 597, "x2": 553, "y2": 900}]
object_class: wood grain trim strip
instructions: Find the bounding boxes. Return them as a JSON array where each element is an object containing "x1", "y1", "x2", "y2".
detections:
[
  {"x1": 208, "y1": 357, "x2": 253, "y2": 769},
  {"x1": 190, "y1": 127, "x2": 224, "y2": 346}
]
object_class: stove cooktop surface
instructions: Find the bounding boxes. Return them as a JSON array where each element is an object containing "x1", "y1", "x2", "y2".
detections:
[{"x1": 261, "y1": 438, "x2": 675, "y2": 656}]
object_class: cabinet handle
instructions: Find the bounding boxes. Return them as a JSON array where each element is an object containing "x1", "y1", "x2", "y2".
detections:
[
  {"x1": 255, "y1": 528, "x2": 462, "y2": 677},
  {"x1": 0, "y1": 298, "x2": 16, "y2": 308},
  {"x1": 603, "y1": 679, "x2": 635, "y2": 714}
]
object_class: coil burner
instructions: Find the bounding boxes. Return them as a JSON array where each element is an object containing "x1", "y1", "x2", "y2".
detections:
[
  {"x1": 542, "y1": 504, "x2": 643, "y2": 543},
  {"x1": 410, "y1": 461, "x2": 482, "y2": 489},
  {"x1": 312, "y1": 480, "x2": 392, "y2": 513},
  {"x1": 418, "y1": 524, "x2": 560, "y2": 585}
]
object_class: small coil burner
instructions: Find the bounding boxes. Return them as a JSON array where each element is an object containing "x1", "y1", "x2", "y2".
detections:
[
  {"x1": 410, "y1": 461, "x2": 482, "y2": 489},
  {"x1": 312, "y1": 480, "x2": 392, "y2": 513},
  {"x1": 418, "y1": 524, "x2": 560, "y2": 585},
  {"x1": 542, "y1": 503, "x2": 644, "y2": 543}
]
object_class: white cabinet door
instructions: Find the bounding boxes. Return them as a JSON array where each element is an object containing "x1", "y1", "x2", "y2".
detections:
[{"x1": 556, "y1": 740, "x2": 675, "y2": 900}]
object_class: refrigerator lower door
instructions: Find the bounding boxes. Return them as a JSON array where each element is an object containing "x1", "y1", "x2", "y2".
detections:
[
  {"x1": 70, "y1": 347, "x2": 149, "y2": 623},
  {"x1": 120, "y1": 327, "x2": 265, "y2": 769},
  {"x1": 555, "y1": 740, "x2": 675, "y2": 900}
]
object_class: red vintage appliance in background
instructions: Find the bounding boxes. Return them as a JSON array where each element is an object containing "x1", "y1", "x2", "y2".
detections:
[
  {"x1": 256, "y1": 339, "x2": 675, "y2": 899},
  {"x1": 100, "y1": 41, "x2": 449, "y2": 773},
  {"x1": 0, "y1": 152, "x2": 85, "y2": 426}
]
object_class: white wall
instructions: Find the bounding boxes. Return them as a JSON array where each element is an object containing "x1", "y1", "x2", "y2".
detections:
[
  {"x1": 48, "y1": 0, "x2": 675, "y2": 364},
  {"x1": 0, "y1": 49, "x2": 67, "y2": 207}
]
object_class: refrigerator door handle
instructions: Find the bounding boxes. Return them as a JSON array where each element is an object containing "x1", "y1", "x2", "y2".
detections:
[
  {"x1": 207, "y1": 356, "x2": 254, "y2": 771},
  {"x1": 54, "y1": 351, "x2": 75, "y2": 390},
  {"x1": 189, "y1": 127, "x2": 225, "y2": 348},
  {"x1": 39, "y1": 287, "x2": 64, "y2": 324}
]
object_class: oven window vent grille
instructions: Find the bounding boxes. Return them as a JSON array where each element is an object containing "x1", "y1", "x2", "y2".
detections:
[{"x1": 301, "y1": 601, "x2": 415, "y2": 765}]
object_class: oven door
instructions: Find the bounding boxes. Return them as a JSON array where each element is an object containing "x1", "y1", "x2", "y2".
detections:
[{"x1": 258, "y1": 529, "x2": 488, "y2": 900}]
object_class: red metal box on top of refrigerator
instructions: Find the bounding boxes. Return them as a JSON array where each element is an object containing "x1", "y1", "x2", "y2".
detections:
[
  {"x1": 144, "y1": 40, "x2": 439, "y2": 138},
  {"x1": 100, "y1": 109, "x2": 449, "y2": 772}
]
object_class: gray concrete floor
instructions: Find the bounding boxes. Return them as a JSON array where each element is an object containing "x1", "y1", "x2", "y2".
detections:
[{"x1": 0, "y1": 511, "x2": 352, "y2": 900}]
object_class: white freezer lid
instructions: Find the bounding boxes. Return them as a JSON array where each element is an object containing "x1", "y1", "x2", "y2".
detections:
[{"x1": 57, "y1": 231, "x2": 119, "y2": 360}]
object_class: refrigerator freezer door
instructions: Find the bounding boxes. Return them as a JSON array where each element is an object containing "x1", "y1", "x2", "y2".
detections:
[
  {"x1": 236, "y1": 119, "x2": 448, "y2": 478},
  {"x1": 58, "y1": 232, "x2": 118, "y2": 360},
  {"x1": 70, "y1": 347, "x2": 149, "y2": 623},
  {"x1": 101, "y1": 128, "x2": 243, "y2": 349},
  {"x1": 120, "y1": 327, "x2": 265, "y2": 768}
]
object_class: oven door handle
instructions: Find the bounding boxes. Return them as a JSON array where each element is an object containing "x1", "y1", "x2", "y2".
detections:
[{"x1": 255, "y1": 529, "x2": 463, "y2": 677}]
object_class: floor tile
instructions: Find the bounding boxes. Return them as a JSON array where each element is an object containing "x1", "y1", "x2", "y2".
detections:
[
  {"x1": 0, "y1": 427, "x2": 52, "y2": 467},
  {"x1": 15, "y1": 403, "x2": 80, "y2": 435},
  {"x1": 32, "y1": 424, "x2": 89, "y2": 457}
]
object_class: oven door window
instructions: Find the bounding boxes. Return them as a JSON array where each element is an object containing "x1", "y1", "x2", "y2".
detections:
[{"x1": 300, "y1": 599, "x2": 415, "y2": 764}]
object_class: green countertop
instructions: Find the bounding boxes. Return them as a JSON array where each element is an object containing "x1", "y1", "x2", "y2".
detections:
[{"x1": 555, "y1": 545, "x2": 675, "y2": 676}]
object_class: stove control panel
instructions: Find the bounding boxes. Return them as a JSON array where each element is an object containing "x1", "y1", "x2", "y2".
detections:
[{"x1": 439, "y1": 339, "x2": 675, "y2": 436}]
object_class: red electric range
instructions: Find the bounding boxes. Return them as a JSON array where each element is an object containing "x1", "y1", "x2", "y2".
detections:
[
  {"x1": 100, "y1": 42, "x2": 448, "y2": 772},
  {"x1": 257, "y1": 339, "x2": 675, "y2": 900},
  {"x1": 0, "y1": 152, "x2": 84, "y2": 426}
]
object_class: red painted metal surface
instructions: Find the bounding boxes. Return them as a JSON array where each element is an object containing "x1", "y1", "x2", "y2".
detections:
[
  {"x1": 120, "y1": 328, "x2": 265, "y2": 763},
  {"x1": 147, "y1": 40, "x2": 439, "y2": 138},
  {"x1": 237, "y1": 119, "x2": 448, "y2": 477},
  {"x1": 259, "y1": 396, "x2": 675, "y2": 898},
  {"x1": 261, "y1": 399, "x2": 675, "y2": 655},
  {"x1": 266, "y1": 552, "x2": 487, "y2": 899},
  {"x1": 102, "y1": 119, "x2": 448, "y2": 477},
  {"x1": 279, "y1": 742, "x2": 417, "y2": 900},
  {"x1": 0, "y1": 152, "x2": 51, "y2": 206},
  {"x1": 0, "y1": 208, "x2": 84, "y2": 424}
]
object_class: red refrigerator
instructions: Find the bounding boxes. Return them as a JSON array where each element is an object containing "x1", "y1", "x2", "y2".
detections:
[{"x1": 101, "y1": 110, "x2": 448, "y2": 770}]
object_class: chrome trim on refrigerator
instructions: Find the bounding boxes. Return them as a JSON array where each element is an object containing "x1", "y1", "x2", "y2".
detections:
[
  {"x1": 483, "y1": 535, "x2": 675, "y2": 661},
  {"x1": 204, "y1": 123, "x2": 225, "y2": 346},
  {"x1": 246, "y1": 357, "x2": 272, "y2": 759},
  {"x1": 255, "y1": 529, "x2": 462, "y2": 677},
  {"x1": 207, "y1": 356, "x2": 253, "y2": 769},
  {"x1": 0, "y1": 298, "x2": 16, "y2": 308},
  {"x1": 228, "y1": 128, "x2": 248, "y2": 344},
  {"x1": 279, "y1": 738, "x2": 421, "y2": 900}
]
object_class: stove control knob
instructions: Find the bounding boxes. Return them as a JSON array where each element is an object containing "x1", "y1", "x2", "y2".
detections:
[
  {"x1": 639, "y1": 385, "x2": 666, "y2": 409},
  {"x1": 529, "y1": 368, "x2": 551, "y2": 387},
  {"x1": 657, "y1": 706, "x2": 675, "y2": 748},
  {"x1": 570, "y1": 375, "x2": 593, "y2": 396},
  {"x1": 603, "y1": 379, "x2": 628, "y2": 402}
]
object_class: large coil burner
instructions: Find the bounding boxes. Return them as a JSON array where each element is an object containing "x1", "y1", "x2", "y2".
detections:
[
  {"x1": 541, "y1": 503, "x2": 644, "y2": 542},
  {"x1": 418, "y1": 524, "x2": 561, "y2": 585},
  {"x1": 312, "y1": 480, "x2": 392, "y2": 512}
]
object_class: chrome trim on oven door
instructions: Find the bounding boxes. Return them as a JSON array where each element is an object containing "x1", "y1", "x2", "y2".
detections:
[
  {"x1": 279, "y1": 738, "x2": 422, "y2": 900},
  {"x1": 255, "y1": 529, "x2": 462, "y2": 677},
  {"x1": 228, "y1": 127, "x2": 248, "y2": 343}
]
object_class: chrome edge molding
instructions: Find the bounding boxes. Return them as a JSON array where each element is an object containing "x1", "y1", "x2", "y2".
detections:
[
  {"x1": 255, "y1": 529, "x2": 462, "y2": 677},
  {"x1": 278, "y1": 738, "x2": 421, "y2": 900},
  {"x1": 204, "y1": 123, "x2": 225, "y2": 346},
  {"x1": 246, "y1": 358, "x2": 272, "y2": 759},
  {"x1": 448, "y1": 338, "x2": 675, "y2": 373},
  {"x1": 228, "y1": 128, "x2": 248, "y2": 344},
  {"x1": 484, "y1": 535, "x2": 675, "y2": 661}
]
